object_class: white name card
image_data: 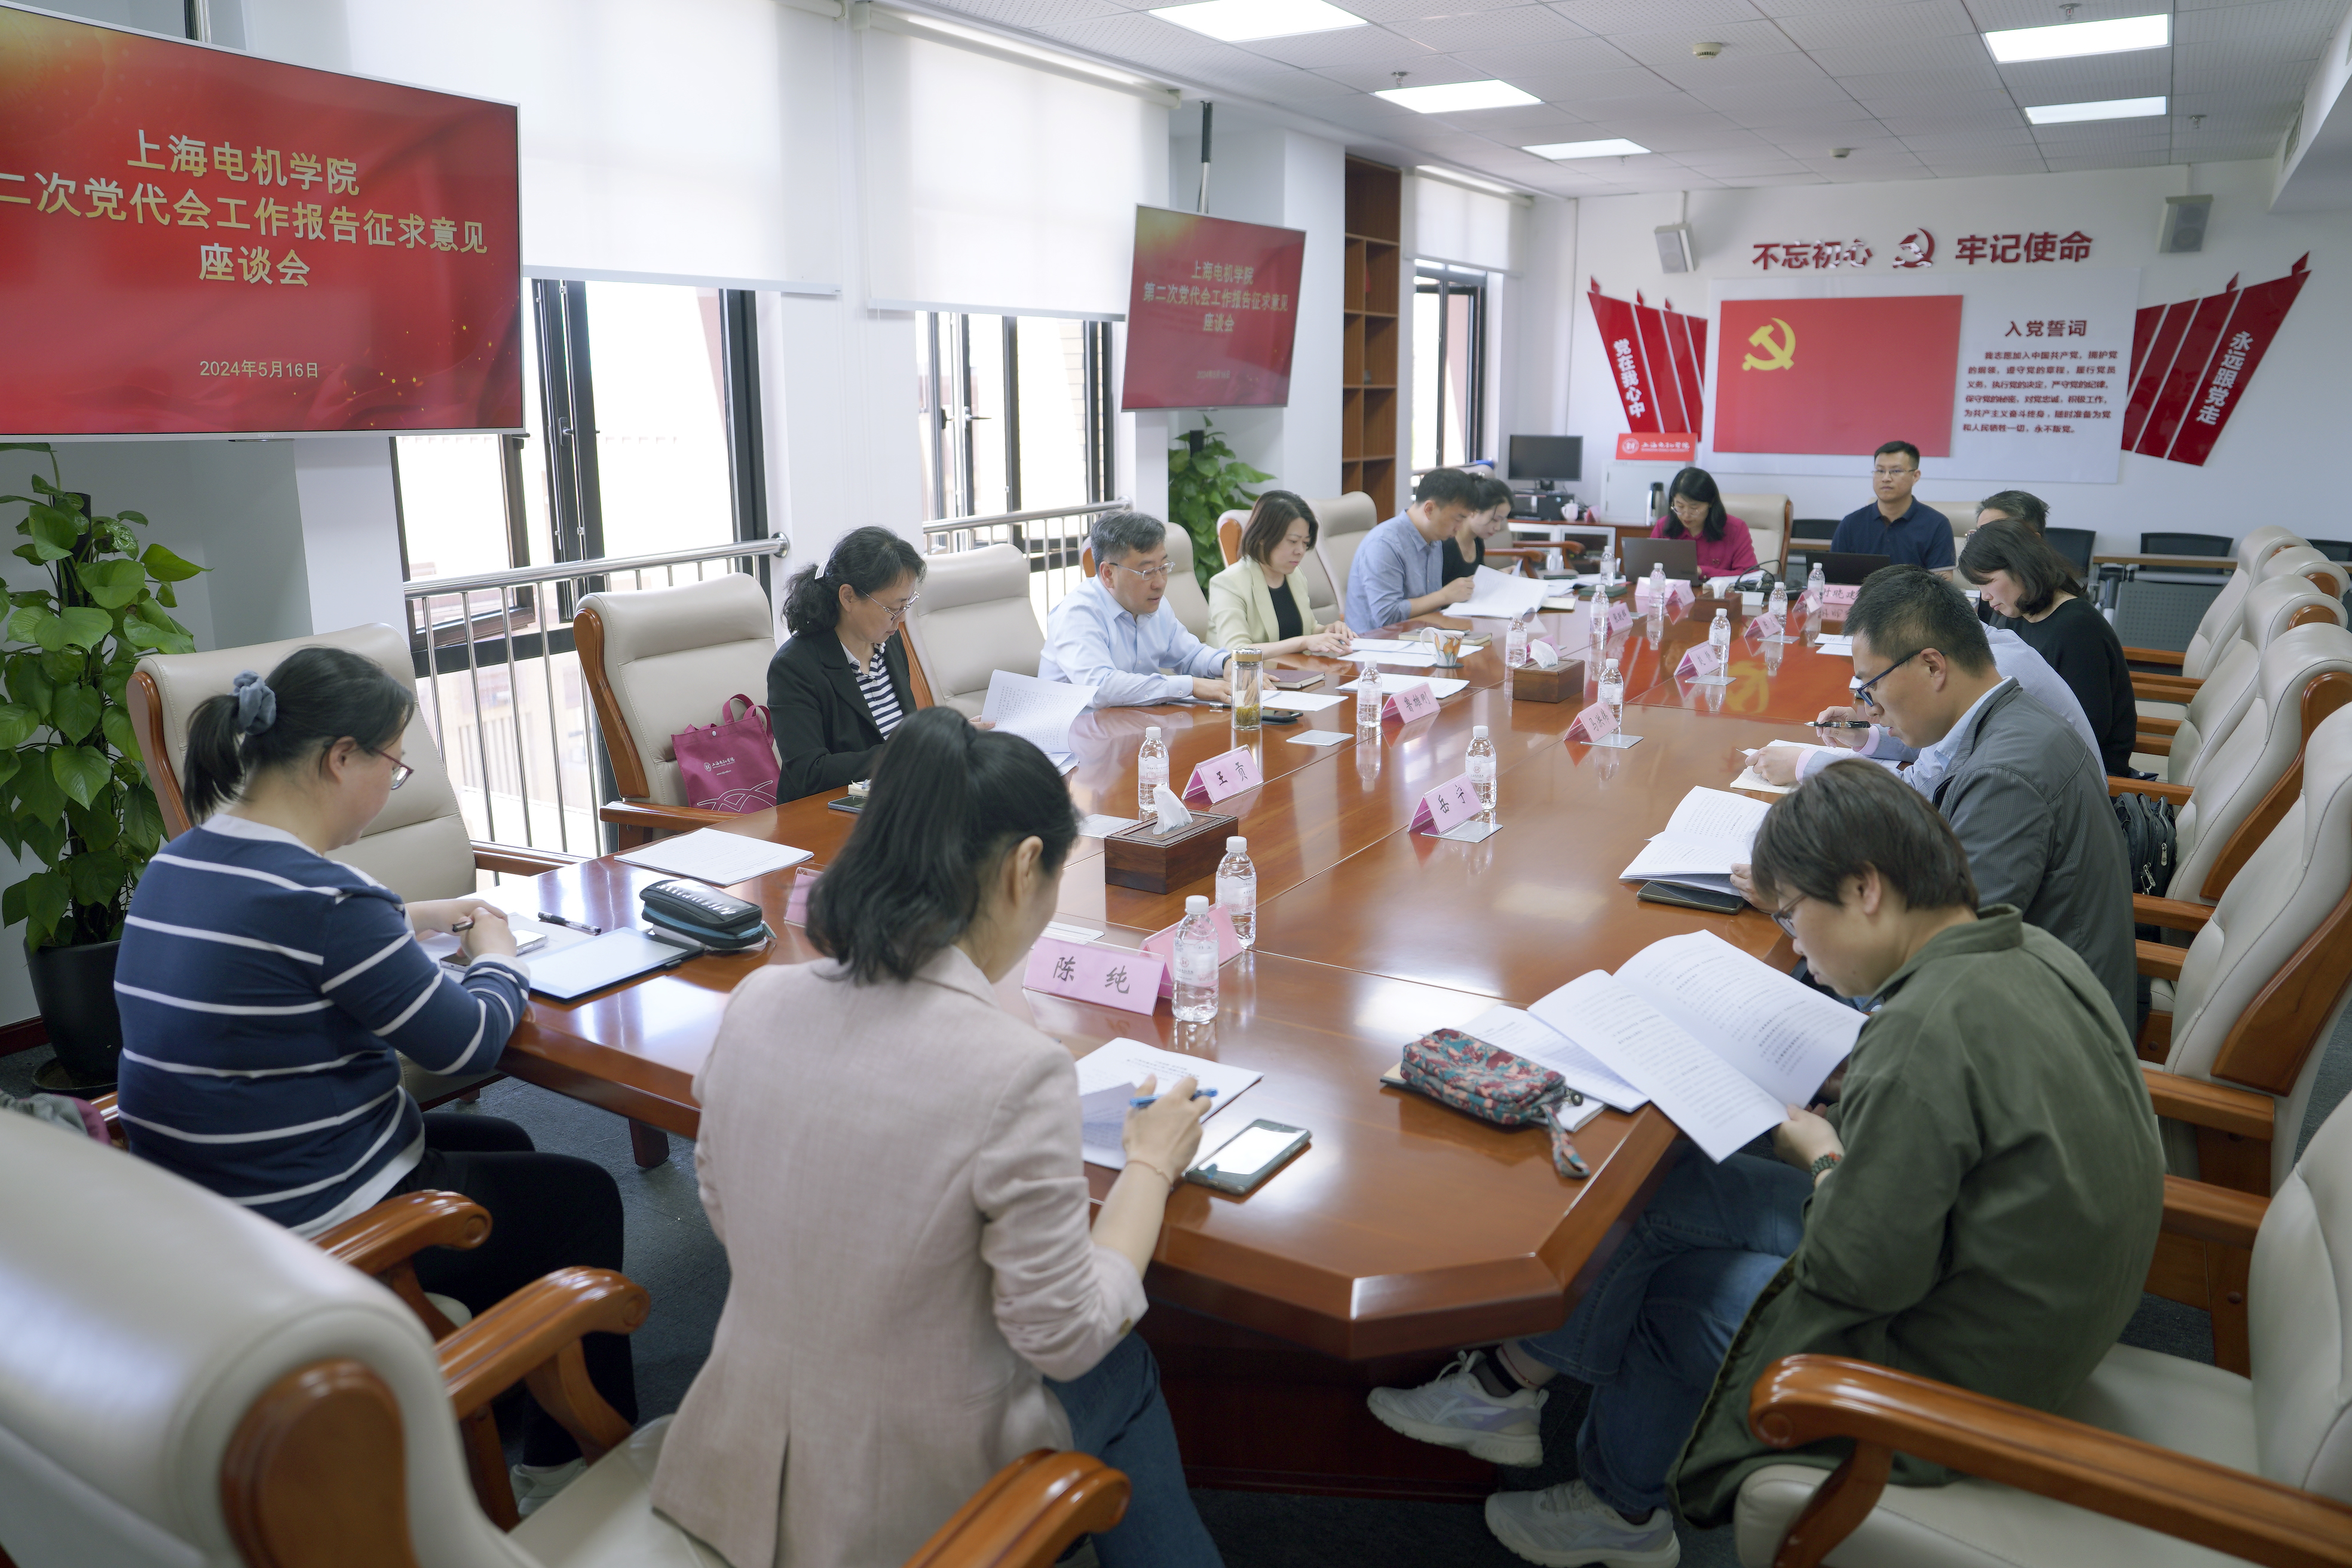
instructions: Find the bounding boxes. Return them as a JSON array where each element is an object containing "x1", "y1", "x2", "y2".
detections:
[
  {"x1": 1676, "y1": 644, "x2": 1725, "y2": 680},
  {"x1": 1411, "y1": 774, "x2": 1482, "y2": 834},
  {"x1": 1567, "y1": 701, "x2": 1619, "y2": 743},
  {"x1": 1383, "y1": 682, "x2": 1441, "y2": 723},
  {"x1": 1183, "y1": 746, "x2": 1261, "y2": 804},
  {"x1": 1021, "y1": 938, "x2": 1164, "y2": 1016}
]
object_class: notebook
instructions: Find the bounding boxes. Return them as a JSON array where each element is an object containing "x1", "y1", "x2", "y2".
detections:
[
  {"x1": 1071, "y1": 1038, "x2": 1264, "y2": 1171},
  {"x1": 523, "y1": 927, "x2": 698, "y2": 1001}
]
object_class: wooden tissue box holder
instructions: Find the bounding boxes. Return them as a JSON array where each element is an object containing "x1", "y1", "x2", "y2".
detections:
[
  {"x1": 1511, "y1": 658, "x2": 1585, "y2": 704},
  {"x1": 1103, "y1": 810, "x2": 1239, "y2": 895}
]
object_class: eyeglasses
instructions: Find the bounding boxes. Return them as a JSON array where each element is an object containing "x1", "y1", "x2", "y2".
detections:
[
  {"x1": 856, "y1": 585, "x2": 921, "y2": 622},
  {"x1": 1872, "y1": 466, "x2": 1918, "y2": 479},
  {"x1": 371, "y1": 750, "x2": 414, "y2": 790},
  {"x1": 1850, "y1": 648, "x2": 1922, "y2": 710},
  {"x1": 1771, "y1": 901, "x2": 1802, "y2": 938},
  {"x1": 1107, "y1": 559, "x2": 1174, "y2": 585}
]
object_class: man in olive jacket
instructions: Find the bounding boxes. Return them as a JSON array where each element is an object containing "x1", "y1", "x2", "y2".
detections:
[{"x1": 1364, "y1": 761, "x2": 2162, "y2": 1567}]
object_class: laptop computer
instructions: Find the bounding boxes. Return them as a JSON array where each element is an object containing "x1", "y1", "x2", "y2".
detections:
[
  {"x1": 1823, "y1": 551, "x2": 1891, "y2": 586},
  {"x1": 1622, "y1": 537, "x2": 1698, "y2": 582}
]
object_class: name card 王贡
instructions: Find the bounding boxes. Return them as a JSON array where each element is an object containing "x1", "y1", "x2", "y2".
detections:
[
  {"x1": 1744, "y1": 612, "x2": 1783, "y2": 643},
  {"x1": 1567, "y1": 701, "x2": 1619, "y2": 744},
  {"x1": 1022, "y1": 937, "x2": 1166, "y2": 1016},
  {"x1": 1676, "y1": 644, "x2": 1725, "y2": 680},
  {"x1": 1411, "y1": 774, "x2": 1482, "y2": 835},
  {"x1": 1141, "y1": 902, "x2": 1244, "y2": 997},
  {"x1": 1182, "y1": 745, "x2": 1262, "y2": 804},
  {"x1": 1606, "y1": 602, "x2": 1633, "y2": 635},
  {"x1": 1383, "y1": 681, "x2": 1441, "y2": 722}
]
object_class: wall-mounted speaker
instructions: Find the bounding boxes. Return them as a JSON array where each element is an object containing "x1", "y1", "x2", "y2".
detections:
[
  {"x1": 1655, "y1": 222, "x2": 1694, "y2": 273},
  {"x1": 2159, "y1": 194, "x2": 2213, "y2": 255}
]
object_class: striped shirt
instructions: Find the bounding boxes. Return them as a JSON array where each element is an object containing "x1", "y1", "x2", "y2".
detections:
[
  {"x1": 854, "y1": 643, "x2": 905, "y2": 736},
  {"x1": 114, "y1": 815, "x2": 529, "y2": 1237}
]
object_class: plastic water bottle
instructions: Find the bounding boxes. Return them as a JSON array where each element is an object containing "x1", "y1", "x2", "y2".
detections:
[
  {"x1": 1355, "y1": 660, "x2": 1383, "y2": 729},
  {"x1": 1648, "y1": 560, "x2": 1667, "y2": 608},
  {"x1": 1806, "y1": 561, "x2": 1826, "y2": 611},
  {"x1": 1466, "y1": 724, "x2": 1497, "y2": 822},
  {"x1": 1171, "y1": 895, "x2": 1220, "y2": 1022},
  {"x1": 1599, "y1": 657, "x2": 1624, "y2": 728},
  {"x1": 1598, "y1": 540, "x2": 1616, "y2": 584},
  {"x1": 1505, "y1": 612, "x2": 1529, "y2": 669},
  {"x1": 1137, "y1": 726, "x2": 1168, "y2": 818},
  {"x1": 1767, "y1": 580, "x2": 1789, "y2": 629},
  {"x1": 1710, "y1": 607, "x2": 1731, "y2": 666},
  {"x1": 1215, "y1": 837, "x2": 1257, "y2": 950}
]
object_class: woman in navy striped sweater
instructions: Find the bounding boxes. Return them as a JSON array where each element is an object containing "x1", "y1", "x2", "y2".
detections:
[{"x1": 115, "y1": 647, "x2": 635, "y2": 1514}]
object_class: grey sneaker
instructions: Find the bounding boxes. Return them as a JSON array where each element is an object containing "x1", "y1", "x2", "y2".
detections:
[
  {"x1": 511, "y1": 1456, "x2": 587, "y2": 1518},
  {"x1": 1484, "y1": 1479, "x2": 1680, "y2": 1568},
  {"x1": 1365, "y1": 1349, "x2": 1547, "y2": 1466}
]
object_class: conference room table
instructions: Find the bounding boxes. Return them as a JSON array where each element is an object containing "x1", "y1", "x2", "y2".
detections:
[{"x1": 491, "y1": 589, "x2": 1858, "y2": 1499}]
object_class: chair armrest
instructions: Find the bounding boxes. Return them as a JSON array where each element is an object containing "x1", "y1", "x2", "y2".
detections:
[
  {"x1": 2109, "y1": 777, "x2": 2193, "y2": 805},
  {"x1": 87, "y1": 1091, "x2": 125, "y2": 1147},
  {"x1": 2137, "y1": 940, "x2": 2185, "y2": 983},
  {"x1": 2163, "y1": 1174, "x2": 2268, "y2": 1250},
  {"x1": 314, "y1": 1191, "x2": 490, "y2": 1276},
  {"x1": 2136, "y1": 733, "x2": 2175, "y2": 758},
  {"x1": 471, "y1": 841, "x2": 583, "y2": 878},
  {"x1": 2138, "y1": 715, "x2": 2182, "y2": 737},
  {"x1": 598, "y1": 800, "x2": 745, "y2": 834},
  {"x1": 901, "y1": 1450, "x2": 1133, "y2": 1568},
  {"x1": 439, "y1": 1266, "x2": 648, "y2": 1463},
  {"x1": 2124, "y1": 645, "x2": 2188, "y2": 670},
  {"x1": 2133, "y1": 896, "x2": 2212, "y2": 934},
  {"x1": 2141, "y1": 1066, "x2": 2275, "y2": 1141},
  {"x1": 2133, "y1": 673, "x2": 2203, "y2": 702},
  {"x1": 1747, "y1": 1355, "x2": 2352, "y2": 1568}
]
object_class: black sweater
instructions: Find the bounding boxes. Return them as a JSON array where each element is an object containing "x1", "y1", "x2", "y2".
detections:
[
  {"x1": 1995, "y1": 595, "x2": 2136, "y2": 776},
  {"x1": 765, "y1": 630, "x2": 915, "y2": 801}
]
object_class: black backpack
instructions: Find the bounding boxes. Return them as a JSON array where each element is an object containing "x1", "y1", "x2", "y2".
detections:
[{"x1": 2113, "y1": 791, "x2": 2177, "y2": 899}]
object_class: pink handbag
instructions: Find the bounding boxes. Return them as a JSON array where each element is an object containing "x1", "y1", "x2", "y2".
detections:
[{"x1": 671, "y1": 695, "x2": 781, "y2": 813}]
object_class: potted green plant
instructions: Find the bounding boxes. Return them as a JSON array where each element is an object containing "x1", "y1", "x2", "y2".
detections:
[
  {"x1": 0, "y1": 443, "x2": 201, "y2": 1089},
  {"x1": 1165, "y1": 421, "x2": 1272, "y2": 595}
]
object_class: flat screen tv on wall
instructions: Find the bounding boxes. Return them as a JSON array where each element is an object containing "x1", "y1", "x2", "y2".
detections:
[
  {"x1": 0, "y1": 2, "x2": 522, "y2": 437},
  {"x1": 1120, "y1": 206, "x2": 1306, "y2": 410}
]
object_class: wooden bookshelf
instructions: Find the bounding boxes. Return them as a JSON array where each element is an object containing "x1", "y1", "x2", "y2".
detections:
[{"x1": 1342, "y1": 157, "x2": 1401, "y2": 516}]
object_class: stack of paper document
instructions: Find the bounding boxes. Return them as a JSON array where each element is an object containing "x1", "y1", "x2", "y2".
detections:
[
  {"x1": 615, "y1": 829, "x2": 813, "y2": 886},
  {"x1": 1337, "y1": 672, "x2": 1471, "y2": 699},
  {"x1": 1529, "y1": 932, "x2": 1862, "y2": 1160},
  {"x1": 1348, "y1": 637, "x2": 1421, "y2": 654},
  {"x1": 1073, "y1": 1038, "x2": 1263, "y2": 1170},
  {"x1": 982, "y1": 670, "x2": 1096, "y2": 771},
  {"x1": 1451, "y1": 565, "x2": 1551, "y2": 621},
  {"x1": 1451, "y1": 1005, "x2": 1648, "y2": 1111},
  {"x1": 1618, "y1": 786, "x2": 1771, "y2": 896}
]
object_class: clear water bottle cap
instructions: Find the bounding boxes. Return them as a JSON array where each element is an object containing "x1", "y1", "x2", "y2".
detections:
[
  {"x1": 1144, "y1": 726, "x2": 1161, "y2": 741},
  {"x1": 1186, "y1": 895, "x2": 1209, "y2": 914},
  {"x1": 1227, "y1": 836, "x2": 1246, "y2": 851},
  {"x1": 1472, "y1": 725, "x2": 1489, "y2": 739}
]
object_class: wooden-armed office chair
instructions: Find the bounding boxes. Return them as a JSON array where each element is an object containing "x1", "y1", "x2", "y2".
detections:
[
  {"x1": 2136, "y1": 541, "x2": 2348, "y2": 718},
  {"x1": 0, "y1": 1115, "x2": 1131, "y2": 1568},
  {"x1": 1731, "y1": 1095, "x2": 2352, "y2": 1568},
  {"x1": 2132, "y1": 525, "x2": 2302, "y2": 723},
  {"x1": 572, "y1": 573, "x2": 779, "y2": 847},
  {"x1": 901, "y1": 543, "x2": 1040, "y2": 718},
  {"x1": 2124, "y1": 577, "x2": 2344, "y2": 782},
  {"x1": 1718, "y1": 493, "x2": 1793, "y2": 577},
  {"x1": 126, "y1": 624, "x2": 581, "y2": 1107},
  {"x1": 1078, "y1": 528, "x2": 1212, "y2": 639},
  {"x1": 1216, "y1": 492, "x2": 1375, "y2": 628}
]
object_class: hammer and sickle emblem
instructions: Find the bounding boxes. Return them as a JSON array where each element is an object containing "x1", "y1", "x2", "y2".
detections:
[{"x1": 1742, "y1": 318, "x2": 1796, "y2": 371}]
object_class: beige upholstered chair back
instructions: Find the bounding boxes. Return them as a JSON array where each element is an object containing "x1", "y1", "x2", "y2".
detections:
[
  {"x1": 0, "y1": 1116, "x2": 517, "y2": 1568},
  {"x1": 1926, "y1": 501, "x2": 1977, "y2": 544},
  {"x1": 2178, "y1": 525, "x2": 2304, "y2": 680},
  {"x1": 2250, "y1": 1089, "x2": 2352, "y2": 1500},
  {"x1": 1162, "y1": 526, "x2": 1212, "y2": 640},
  {"x1": 574, "y1": 574, "x2": 775, "y2": 808},
  {"x1": 2262, "y1": 544, "x2": 2351, "y2": 602},
  {"x1": 1717, "y1": 493, "x2": 1791, "y2": 574},
  {"x1": 1306, "y1": 492, "x2": 1379, "y2": 626},
  {"x1": 2166, "y1": 578, "x2": 2347, "y2": 788},
  {"x1": 1216, "y1": 509, "x2": 1247, "y2": 566},
  {"x1": 133, "y1": 624, "x2": 477, "y2": 901},
  {"x1": 2172, "y1": 623, "x2": 2352, "y2": 902},
  {"x1": 2166, "y1": 703, "x2": 2352, "y2": 1190},
  {"x1": 902, "y1": 543, "x2": 1042, "y2": 718}
]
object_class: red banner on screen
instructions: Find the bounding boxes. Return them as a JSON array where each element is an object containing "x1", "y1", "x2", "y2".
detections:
[
  {"x1": 1713, "y1": 295, "x2": 1961, "y2": 457},
  {"x1": 2122, "y1": 255, "x2": 2310, "y2": 468},
  {"x1": 1120, "y1": 207, "x2": 1305, "y2": 410},
  {"x1": 1586, "y1": 280, "x2": 1708, "y2": 435},
  {"x1": 0, "y1": 5, "x2": 520, "y2": 436}
]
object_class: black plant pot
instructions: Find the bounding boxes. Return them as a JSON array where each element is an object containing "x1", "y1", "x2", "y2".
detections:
[{"x1": 27, "y1": 939, "x2": 122, "y2": 1091}]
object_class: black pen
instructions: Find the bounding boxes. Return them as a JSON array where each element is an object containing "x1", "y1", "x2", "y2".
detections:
[
  {"x1": 1814, "y1": 720, "x2": 1873, "y2": 730},
  {"x1": 537, "y1": 911, "x2": 605, "y2": 936}
]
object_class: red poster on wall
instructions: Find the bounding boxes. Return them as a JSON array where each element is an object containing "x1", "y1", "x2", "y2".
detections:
[
  {"x1": 1712, "y1": 295, "x2": 1962, "y2": 457},
  {"x1": 0, "y1": 4, "x2": 520, "y2": 436},
  {"x1": 1120, "y1": 206, "x2": 1305, "y2": 410}
]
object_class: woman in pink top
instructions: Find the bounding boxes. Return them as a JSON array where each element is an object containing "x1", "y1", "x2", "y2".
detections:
[{"x1": 1649, "y1": 466, "x2": 1758, "y2": 578}]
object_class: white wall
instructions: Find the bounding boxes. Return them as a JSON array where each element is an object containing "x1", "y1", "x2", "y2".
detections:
[{"x1": 1561, "y1": 159, "x2": 2342, "y2": 553}]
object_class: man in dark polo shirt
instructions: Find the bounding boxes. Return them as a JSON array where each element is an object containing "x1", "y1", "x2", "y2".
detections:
[{"x1": 1832, "y1": 440, "x2": 1955, "y2": 572}]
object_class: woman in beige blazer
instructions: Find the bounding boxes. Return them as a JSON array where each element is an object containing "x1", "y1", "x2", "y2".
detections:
[
  {"x1": 650, "y1": 708, "x2": 1221, "y2": 1568},
  {"x1": 1206, "y1": 491, "x2": 1356, "y2": 655}
]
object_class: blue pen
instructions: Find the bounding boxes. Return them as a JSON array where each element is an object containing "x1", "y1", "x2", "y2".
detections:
[{"x1": 1130, "y1": 1088, "x2": 1218, "y2": 1108}]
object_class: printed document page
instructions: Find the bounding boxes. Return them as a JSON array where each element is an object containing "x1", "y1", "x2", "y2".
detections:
[
  {"x1": 1453, "y1": 565, "x2": 1550, "y2": 621},
  {"x1": 1457, "y1": 1004, "x2": 1648, "y2": 1111},
  {"x1": 982, "y1": 670, "x2": 1096, "y2": 764},
  {"x1": 1265, "y1": 691, "x2": 1347, "y2": 711},
  {"x1": 1529, "y1": 972, "x2": 1785, "y2": 1161},
  {"x1": 1072, "y1": 1039, "x2": 1263, "y2": 1170},
  {"x1": 1337, "y1": 673, "x2": 1471, "y2": 699},
  {"x1": 614, "y1": 829, "x2": 813, "y2": 886},
  {"x1": 1615, "y1": 932, "x2": 1860, "y2": 1108},
  {"x1": 1619, "y1": 788, "x2": 1773, "y2": 890}
]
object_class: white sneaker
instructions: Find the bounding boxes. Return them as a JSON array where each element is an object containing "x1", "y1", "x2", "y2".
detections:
[
  {"x1": 511, "y1": 1456, "x2": 587, "y2": 1518},
  {"x1": 1484, "y1": 1479, "x2": 1680, "y2": 1568},
  {"x1": 1365, "y1": 1350, "x2": 1548, "y2": 1466}
]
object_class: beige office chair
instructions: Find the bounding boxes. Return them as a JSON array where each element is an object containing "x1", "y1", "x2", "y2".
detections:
[
  {"x1": 2133, "y1": 526, "x2": 2305, "y2": 724},
  {"x1": 1216, "y1": 510, "x2": 1247, "y2": 567},
  {"x1": 1308, "y1": 491, "x2": 1380, "y2": 625},
  {"x1": 901, "y1": 544, "x2": 1043, "y2": 719},
  {"x1": 1923, "y1": 501, "x2": 1977, "y2": 552},
  {"x1": 1075, "y1": 528, "x2": 1212, "y2": 641},
  {"x1": 573, "y1": 573, "x2": 778, "y2": 844},
  {"x1": 0, "y1": 1114, "x2": 1126, "y2": 1568},
  {"x1": 127, "y1": 624, "x2": 580, "y2": 1107},
  {"x1": 1732, "y1": 1094, "x2": 2352, "y2": 1568},
  {"x1": 2261, "y1": 543, "x2": 2350, "y2": 601},
  {"x1": 2127, "y1": 576, "x2": 2345, "y2": 782},
  {"x1": 1718, "y1": 493, "x2": 1791, "y2": 576}
]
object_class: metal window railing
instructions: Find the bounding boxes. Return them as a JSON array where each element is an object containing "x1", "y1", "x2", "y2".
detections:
[
  {"x1": 403, "y1": 538, "x2": 789, "y2": 860},
  {"x1": 920, "y1": 498, "x2": 1131, "y2": 625}
]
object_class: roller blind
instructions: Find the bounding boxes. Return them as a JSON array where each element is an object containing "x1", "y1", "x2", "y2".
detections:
[
  {"x1": 860, "y1": 24, "x2": 1167, "y2": 318},
  {"x1": 1413, "y1": 176, "x2": 1513, "y2": 274}
]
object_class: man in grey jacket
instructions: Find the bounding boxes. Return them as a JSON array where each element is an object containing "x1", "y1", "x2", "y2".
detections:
[{"x1": 1831, "y1": 566, "x2": 2137, "y2": 1029}]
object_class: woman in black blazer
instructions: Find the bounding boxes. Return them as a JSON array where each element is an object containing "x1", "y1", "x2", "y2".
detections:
[{"x1": 767, "y1": 528, "x2": 927, "y2": 801}]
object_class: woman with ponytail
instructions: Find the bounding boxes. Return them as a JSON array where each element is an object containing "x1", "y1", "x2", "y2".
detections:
[
  {"x1": 115, "y1": 645, "x2": 635, "y2": 1515},
  {"x1": 652, "y1": 708, "x2": 1224, "y2": 1568},
  {"x1": 766, "y1": 525, "x2": 930, "y2": 801}
]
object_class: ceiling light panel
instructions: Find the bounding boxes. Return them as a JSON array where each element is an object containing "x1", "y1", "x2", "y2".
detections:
[
  {"x1": 1416, "y1": 165, "x2": 1520, "y2": 195},
  {"x1": 1523, "y1": 137, "x2": 1653, "y2": 158},
  {"x1": 2025, "y1": 94, "x2": 2167, "y2": 123},
  {"x1": 1149, "y1": 0, "x2": 1367, "y2": 41},
  {"x1": 1986, "y1": 13, "x2": 2169, "y2": 63},
  {"x1": 1376, "y1": 79, "x2": 1544, "y2": 112}
]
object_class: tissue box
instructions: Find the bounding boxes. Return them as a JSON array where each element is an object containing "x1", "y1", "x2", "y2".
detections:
[
  {"x1": 1103, "y1": 810, "x2": 1239, "y2": 895},
  {"x1": 1512, "y1": 658, "x2": 1585, "y2": 704}
]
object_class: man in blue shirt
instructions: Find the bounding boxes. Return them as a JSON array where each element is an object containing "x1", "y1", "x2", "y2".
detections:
[
  {"x1": 1039, "y1": 511, "x2": 1232, "y2": 708},
  {"x1": 1830, "y1": 440, "x2": 1955, "y2": 572},
  {"x1": 1345, "y1": 468, "x2": 1482, "y2": 630}
]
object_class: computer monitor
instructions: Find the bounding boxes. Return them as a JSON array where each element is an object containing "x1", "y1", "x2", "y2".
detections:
[{"x1": 1506, "y1": 435, "x2": 1582, "y2": 488}]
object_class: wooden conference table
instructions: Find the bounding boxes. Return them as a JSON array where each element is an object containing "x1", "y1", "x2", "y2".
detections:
[{"x1": 493, "y1": 591, "x2": 1858, "y2": 1499}]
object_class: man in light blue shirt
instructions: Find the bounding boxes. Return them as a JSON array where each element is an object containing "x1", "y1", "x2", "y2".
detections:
[
  {"x1": 1344, "y1": 468, "x2": 1483, "y2": 630},
  {"x1": 1039, "y1": 511, "x2": 1232, "y2": 708}
]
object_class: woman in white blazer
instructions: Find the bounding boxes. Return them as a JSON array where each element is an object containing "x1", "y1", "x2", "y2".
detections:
[
  {"x1": 1206, "y1": 491, "x2": 1356, "y2": 655},
  {"x1": 650, "y1": 707, "x2": 1221, "y2": 1568}
]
